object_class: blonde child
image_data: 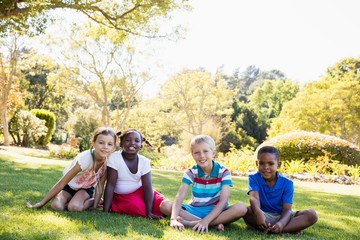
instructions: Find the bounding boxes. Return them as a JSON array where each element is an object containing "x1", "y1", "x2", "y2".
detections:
[{"x1": 160, "y1": 135, "x2": 247, "y2": 233}]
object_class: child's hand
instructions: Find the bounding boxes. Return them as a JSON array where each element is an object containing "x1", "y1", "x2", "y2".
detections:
[
  {"x1": 255, "y1": 213, "x2": 269, "y2": 231},
  {"x1": 26, "y1": 202, "x2": 42, "y2": 209},
  {"x1": 268, "y1": 221, "x2": 284, "y2": 233},
  {"x1": 193, "y1": 220, "x2": 209, "y2": 234},
  {"x1": 170, "y1": 218, "x2": 185, "y2": 231},
  {"x1": 146, "y1": 212, "x2": 163, "y2": 220}
]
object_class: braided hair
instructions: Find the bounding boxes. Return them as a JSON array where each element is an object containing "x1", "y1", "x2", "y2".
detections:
[{"x1": 116, "y1": 128, "x2": 153, "y2": 147}]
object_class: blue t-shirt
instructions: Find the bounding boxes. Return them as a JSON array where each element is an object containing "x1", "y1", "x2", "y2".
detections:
[{"x1": 248, "y1": 171, "x2": 294, "y2": 214}]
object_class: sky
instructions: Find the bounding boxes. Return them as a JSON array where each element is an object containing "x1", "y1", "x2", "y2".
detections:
[
  {"x1": 32, "y1": 0, "x2": 360, "y2": 99},
  {"x1": 139, "y1": 0, "x2": 360, "y2": 98}
]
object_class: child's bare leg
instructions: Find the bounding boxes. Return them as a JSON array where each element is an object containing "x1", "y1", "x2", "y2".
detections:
[
  {"x1": 243, "y1": 206, "x2": 259, "y2": 229},
  {"x1": 67, "y1": 190, "x2": 92, "y2": 212},
  {"x1": 159, "y1": 200, "x2": 201, "y2": 222},
  {"x1": 209, "y1": 202, "x2": 248, "y2": 231},
  {"x1": 51, "y1": 191, "x2": 72, "y2": 211},
  {"x1": 283, "y1": 209, "x2": 318, "y2": 233},
  {"x1": 176, "y1": 216, "x2": 201, "y2": 227}
]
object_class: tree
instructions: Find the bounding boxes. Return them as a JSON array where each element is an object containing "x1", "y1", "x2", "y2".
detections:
[
  {"x1": 159, "y1": 69, "x2": 234, "y2": 137},
  {"x1": 223, "y1": 66, "x2": 286, "y2": 101},
  {"x1": 8, "y1": 110, "x2": 47, "y2": 147},
  {"x1": 122, "y1": 98, "x2": 181, "y2": 152},
  {"x1": 0, "y1": 35, "x2": 21, "y2": 146},
  {"x1": 0, "y1": 0, "x2": 189, "y2": 37},
  {"x1": 249, "y1": 80, "x2": 299, "y2": 123},
  {"x1": 269, "y1": 58, "x2": 360, "y2": 145},
  {"x1": 61, "y1": 30, "x2": 149, "y2": 128},
  {"x1": 19, "y1": 50, "x2": 71, "y2": 128}
]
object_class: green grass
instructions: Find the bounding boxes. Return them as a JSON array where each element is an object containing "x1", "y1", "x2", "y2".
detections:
[{"x1": 1, "y1": 149, "x2": 360, "y2": 240}]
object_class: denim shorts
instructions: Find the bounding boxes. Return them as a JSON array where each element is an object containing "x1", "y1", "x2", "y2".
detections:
[{"x1": 63, "y1": 184, "x2": 94, "y2": 198}]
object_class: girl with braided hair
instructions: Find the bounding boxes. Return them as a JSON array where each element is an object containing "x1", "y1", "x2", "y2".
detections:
[{"x1": 103, "y1": 129, "x2": 168, "y2": 218}]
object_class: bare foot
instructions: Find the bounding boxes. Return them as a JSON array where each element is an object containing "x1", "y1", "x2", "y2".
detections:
[
  {"x1": 176, "y1": 216, "x2": 200, "y2": 227},
  {"x1": 213, "y1": 223, "x2": 225, "y2": 231}
]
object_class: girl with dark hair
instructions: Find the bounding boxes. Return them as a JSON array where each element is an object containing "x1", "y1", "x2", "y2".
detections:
[{"x1": 103, "y1": 129, "x2": 168, "y2": 219}]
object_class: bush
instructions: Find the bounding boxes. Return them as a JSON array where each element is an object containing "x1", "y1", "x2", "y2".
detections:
[
  {"x1": 30, "y1": 109, "x2": 56, "y2": 146},
  {"x1": 217, "y1": 145, "x2": 256, "y2": 175},
  {"x1": 259, "y1": 131, "x2": 360, "y2": 166},
  {"x1": 49, "y1": 146, "x2": 79, "y2": 159},
  {"x1": 9, "y1": 110, "x2": 48, "y2": 147}
]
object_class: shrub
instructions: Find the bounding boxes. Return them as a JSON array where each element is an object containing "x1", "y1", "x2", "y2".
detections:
[
  {"x1": 217, "y1": 145, "x2": 256, "y2": 175},
  {"x1": 259, "y1": 131, "x2": 360, "y2": 166},
  {"x1": 49, "y1": 146, "x2": 79, "y2": 159},
  {"x1": 30, "y1": 109, "x2": 56, "y2": 146},
  {"x1": 9, "y1": 110, "x2": 47, "y2": 147}
]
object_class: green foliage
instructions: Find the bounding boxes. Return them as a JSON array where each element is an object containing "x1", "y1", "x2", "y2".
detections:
[
  {"x1": 139, "y1": 148, "x2": 164, "y2": 168},
  {"x1": 159, "y1": 69, "x2": 234, "y2": 135},
  {"x1": 0, "y1": 0, "x2": 190, "y2": 38},
  {"x1": 30, "y1": 109, "x2": 56, "y2": 146},
  {"x1": 269, "y1": 57, "x2": 360, "y2": 145},
  {"x1": 8, "y1": 110, "x2": 47, "y2": 147},
  {"x1": 217, "y1": 145, "x2": 256, "y2": 175},
  {"x1": 249, "y1": 79, "x2": 299, "y2": 122},
  {"x1": 49, "y1": 146, "x2": 79, "y2": 159},
  {"x1": 283, "y1": 160, "x2": 306, "y2": 175},
  {"x1": 157, "y1": 145, "x2": 194, "y2": 171},
  {"x1": 260, "y1": 131, "x2": 360, "y2": 166},
  {"x1": 68, "y1": 109, "x2": 101, "y2": 152},
  {"x1": 348, "y1": 164, "x2": 360, "y2": 182},
  {"x1": 223, "y1": 66, "x2": 286, "y2": 100}
]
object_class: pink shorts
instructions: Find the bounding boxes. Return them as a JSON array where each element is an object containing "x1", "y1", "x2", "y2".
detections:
[{"x1": 111, "y1": 187, "x2": 166, "y2": 217}]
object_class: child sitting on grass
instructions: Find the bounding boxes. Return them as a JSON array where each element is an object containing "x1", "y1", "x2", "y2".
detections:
[
  {"x1": 243, "y1": 145, "x2": 318, "y2": 234},
  {"x1": 160, "y1": 135, "x2": 247, "y2": 233},
  {"x1": 27, "y1": 127, "x2": 116, "y2": 212}
]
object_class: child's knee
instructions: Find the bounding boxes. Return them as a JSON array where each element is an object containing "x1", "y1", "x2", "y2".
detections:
[
  {"x1": 67, "y1": 202, "x2": 84, "y2": 212},
  {"x1": 51, "y1": 201, "x2": 66, "y2": 211},
  {"x1": 159, "y1": 200, "x2": 172, "y2": 216},
  {"x1": 233, "y1": 202, "x2": 248, "y2": 217},
  {"x1": 306, "y1": 209, "x2": 318, "y2": 224}
]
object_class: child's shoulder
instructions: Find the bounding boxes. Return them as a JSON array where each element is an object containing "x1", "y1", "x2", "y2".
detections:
[{"x1": 277, "y1": 172, "x2": 293, "y2": 183}]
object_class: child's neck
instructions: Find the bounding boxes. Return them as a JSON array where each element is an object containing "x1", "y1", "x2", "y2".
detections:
[
  {"x1": 122, "y1": 151, "x2": 137, "y2": 161},
  {"x1": 202, "y1": 161, "x2": 213, "y2": 176},
  {"x1": 265, "y1": 175, "x2": 277, "y2": 188}
]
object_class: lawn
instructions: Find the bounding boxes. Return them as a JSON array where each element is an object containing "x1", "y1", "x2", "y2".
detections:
[{"x1": 0, "y1": 146, "x2": 359, "y2": 240}]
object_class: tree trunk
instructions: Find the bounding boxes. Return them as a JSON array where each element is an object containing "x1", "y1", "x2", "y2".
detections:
[{"x1": 1, "y1": 105, "x2": 10, "y2": 145}]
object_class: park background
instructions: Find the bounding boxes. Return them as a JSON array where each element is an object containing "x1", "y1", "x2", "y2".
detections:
[{"x1": 0, "y1": 0, "x2": 360, "y2": 239}]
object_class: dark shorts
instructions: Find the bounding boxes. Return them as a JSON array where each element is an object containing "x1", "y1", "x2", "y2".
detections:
[{"x1": 63, "y1": 184, "x2": 94, "y2": 198}]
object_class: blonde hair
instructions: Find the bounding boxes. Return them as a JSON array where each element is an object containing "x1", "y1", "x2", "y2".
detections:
[{"x1": 190, "y1": 135, "x2": 216, "y2": 152}]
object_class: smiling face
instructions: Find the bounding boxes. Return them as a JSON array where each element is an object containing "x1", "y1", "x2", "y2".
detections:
[
  {"x1": 120, "y1": 131, "x2": 143, "y2": 154},
  {"x1": 256, "y1": 152, "x2": 280, "y2": 182},
  {"x1": 191, "y1": 141, "x2": 215, "y2": 172},
  {"x1": 92, "y1": 133, "x2": 116, "y2": 160}
]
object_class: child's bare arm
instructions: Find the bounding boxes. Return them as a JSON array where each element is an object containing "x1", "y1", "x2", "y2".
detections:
[
  {"x1": 248, "y1": 190, "x2": 269, "y2": 230},
  {"x1": 269, "y1": 203, "x2": 292, "y2": 233},
  {"x1": 103, "y1": 167, "x2": 117, "y2": 212},
  {"x1": 93, "y1": 173, "x2": 107, "y2": 208},
  {"x1": 170, "y1": 183, "x2": 189, "y2": 231},
  {"x1": 27, "y1": 162, "x2": 81, "y2": 209}
]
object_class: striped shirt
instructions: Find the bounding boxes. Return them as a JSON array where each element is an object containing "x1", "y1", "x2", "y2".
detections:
[{"x1": 182, "y1": 160, "x2": 233, "y2": 206}]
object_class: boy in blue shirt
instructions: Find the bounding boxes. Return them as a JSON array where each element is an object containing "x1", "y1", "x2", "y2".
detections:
[{"x1": 244, "y1": 146, "x2": 317, "y2": 234}]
